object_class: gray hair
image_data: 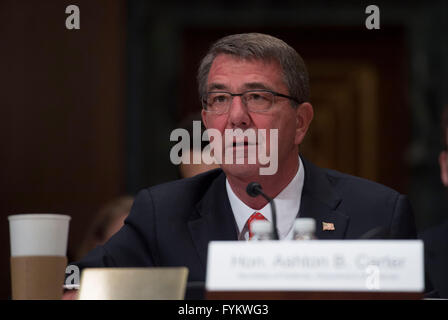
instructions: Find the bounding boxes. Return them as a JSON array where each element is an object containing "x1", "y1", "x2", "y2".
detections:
[{"x1": 197, "y1": 33, "x2": 309, "y2": 107}]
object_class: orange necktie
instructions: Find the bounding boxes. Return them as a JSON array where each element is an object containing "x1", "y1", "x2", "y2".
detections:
[{"x1": 247, "y1": 212, "x2": 267, "y2": 240}]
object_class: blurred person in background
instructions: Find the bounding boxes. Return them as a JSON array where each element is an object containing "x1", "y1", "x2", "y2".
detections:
[
  {"x1": 63, "y1": 195, "x2": 134, "y2": 299},
  {"x1": 75, "y1": 196, "x2": 134, "y2": 261},
  {"x1": 177, "y1": 112, "x2": 220, "y2": 178},
  {"x1": 421, "y1": 105, "x2": 448, "y2": 298}
]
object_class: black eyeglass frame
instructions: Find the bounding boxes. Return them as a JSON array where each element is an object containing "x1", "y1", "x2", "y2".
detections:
[{"x1": 201, "y1": 89, "x2": 302, "y2": 113}]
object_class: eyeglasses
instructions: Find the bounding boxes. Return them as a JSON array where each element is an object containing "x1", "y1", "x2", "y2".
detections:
[{"x1": 202, "y1": 89, "x2": 301, "y2": 114}]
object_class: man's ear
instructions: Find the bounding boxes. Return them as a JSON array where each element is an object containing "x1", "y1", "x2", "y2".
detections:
[
  {"x1": 439, "y1": 151, "x2": 448, "y2": 187},
  {"x1": 294, "y1": 102, "x2": 314, "y2": 145},
  {"x1": 201, "y1": 109, "x2": 208, "y2": 129}
]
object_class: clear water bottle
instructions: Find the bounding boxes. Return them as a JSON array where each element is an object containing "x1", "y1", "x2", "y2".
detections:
[
  {"x1": 293, "y1": 218, "x2": 317, "y2": 240},
  {"x1": 250, "y1": 220, "x2": 274, "y2": 240}
]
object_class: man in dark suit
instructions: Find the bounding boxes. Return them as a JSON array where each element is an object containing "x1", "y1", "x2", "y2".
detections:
[
  {"x1": 420, "y1": 106, "x2": 448, "y2": 298},
  {"x1": 70, "y1": 33, "x2": 417, "y2": 293}
]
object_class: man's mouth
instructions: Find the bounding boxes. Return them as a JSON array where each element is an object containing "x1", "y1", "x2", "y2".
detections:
[
  {"x1": 233, "y1": 141, "x2": 250, "y2": 147},
  {"x1": 229, "y1": 139, "x2": 259, "y2": 148}
]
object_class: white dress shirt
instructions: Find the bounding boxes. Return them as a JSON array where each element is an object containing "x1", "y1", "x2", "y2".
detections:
[{"x1": 226, "y1": 157, "x2": 305, "y2": 240}]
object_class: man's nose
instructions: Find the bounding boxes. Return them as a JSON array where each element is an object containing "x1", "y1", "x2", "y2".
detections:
[{"x1": 228, "y1": 96, "x2": 251, "y2": 129}]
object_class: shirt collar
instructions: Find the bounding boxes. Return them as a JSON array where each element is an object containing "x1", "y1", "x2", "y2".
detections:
[{"x1": 226, "y1": 156, "x2": 305, "y2": 239}]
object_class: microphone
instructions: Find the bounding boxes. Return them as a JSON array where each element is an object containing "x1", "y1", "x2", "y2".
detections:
[{"x1": 246, "y1": 182, "x2": 280, "y2": 240}]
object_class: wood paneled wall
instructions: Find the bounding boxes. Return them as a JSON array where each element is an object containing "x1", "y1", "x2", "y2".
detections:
[{"x1": 0, "y1": 1, "x2": 126, "y2": 299}]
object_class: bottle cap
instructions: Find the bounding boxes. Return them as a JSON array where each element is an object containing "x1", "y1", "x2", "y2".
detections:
[
  {"x1": 294, "y1": 218, "x2": 316, "y2": 234},
  {"x1": 251, "y1": 220, "x2": 272, "y2": 234}
]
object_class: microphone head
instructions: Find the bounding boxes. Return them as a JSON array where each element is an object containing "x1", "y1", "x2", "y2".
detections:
[{"x1": 246, "y1": 182, "x2": 262, "y2": 197}]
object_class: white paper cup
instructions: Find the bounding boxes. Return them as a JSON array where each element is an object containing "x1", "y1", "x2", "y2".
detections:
[{"x1": 8, "y1": 214, "x2": 71, "y2": 257}]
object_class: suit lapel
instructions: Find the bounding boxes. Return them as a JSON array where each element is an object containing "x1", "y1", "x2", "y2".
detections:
[
  {"x1": 188, "y1": 172, "x2": 238, "y2": 269},
  {"x1": 299, "y1": 158, "x2": 350, "y2": 239}
]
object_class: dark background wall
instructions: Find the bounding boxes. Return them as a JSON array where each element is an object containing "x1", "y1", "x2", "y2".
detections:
[{"x1": 0, "y1": 0, "x2": 447, "y2": 299}]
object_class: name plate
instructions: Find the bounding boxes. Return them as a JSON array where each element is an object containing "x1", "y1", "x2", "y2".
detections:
[{"x1": 206, "y1": 240, "x2": 424, "y2": 292}]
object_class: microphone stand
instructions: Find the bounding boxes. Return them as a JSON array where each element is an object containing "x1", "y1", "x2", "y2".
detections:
[{"x1": 246, "y1": 182, "x2": 280, "y2": 240}]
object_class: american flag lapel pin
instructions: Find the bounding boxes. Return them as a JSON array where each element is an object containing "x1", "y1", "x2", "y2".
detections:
[{"x1": 322, "y1": 222, "x2": 335, "y2": 231}]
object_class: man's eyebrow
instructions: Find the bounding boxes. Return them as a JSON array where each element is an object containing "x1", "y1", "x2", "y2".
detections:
[
  {"x1": 207, "y1": 82, "x2": 275, "y2": 92},
  {"x1": 207, "y1": 83, "x2": 228, "y2": 91},
  {"x1": 242, "y1": 82, "x2": 274, "y2": 91}
]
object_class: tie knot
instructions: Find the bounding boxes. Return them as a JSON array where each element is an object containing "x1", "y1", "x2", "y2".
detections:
[{"x1": 247, "y1": 212, "x2": 267, "y2": 239}]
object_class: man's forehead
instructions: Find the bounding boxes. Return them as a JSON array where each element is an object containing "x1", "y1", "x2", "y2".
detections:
[
  {"x1": 211, "y1": 53, "x2": 280, "y2": 69},
  {"x1": 207, "y1": 54, "x2": 285, "y2": 90}
]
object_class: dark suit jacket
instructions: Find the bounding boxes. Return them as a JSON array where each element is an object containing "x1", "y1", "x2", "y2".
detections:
[
  {"x1": 74, "y1": 158, "x2": 417, "y2": 284},
  {"x1": 420, "y1": 220, "x2": 448, "y2": 298}
]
